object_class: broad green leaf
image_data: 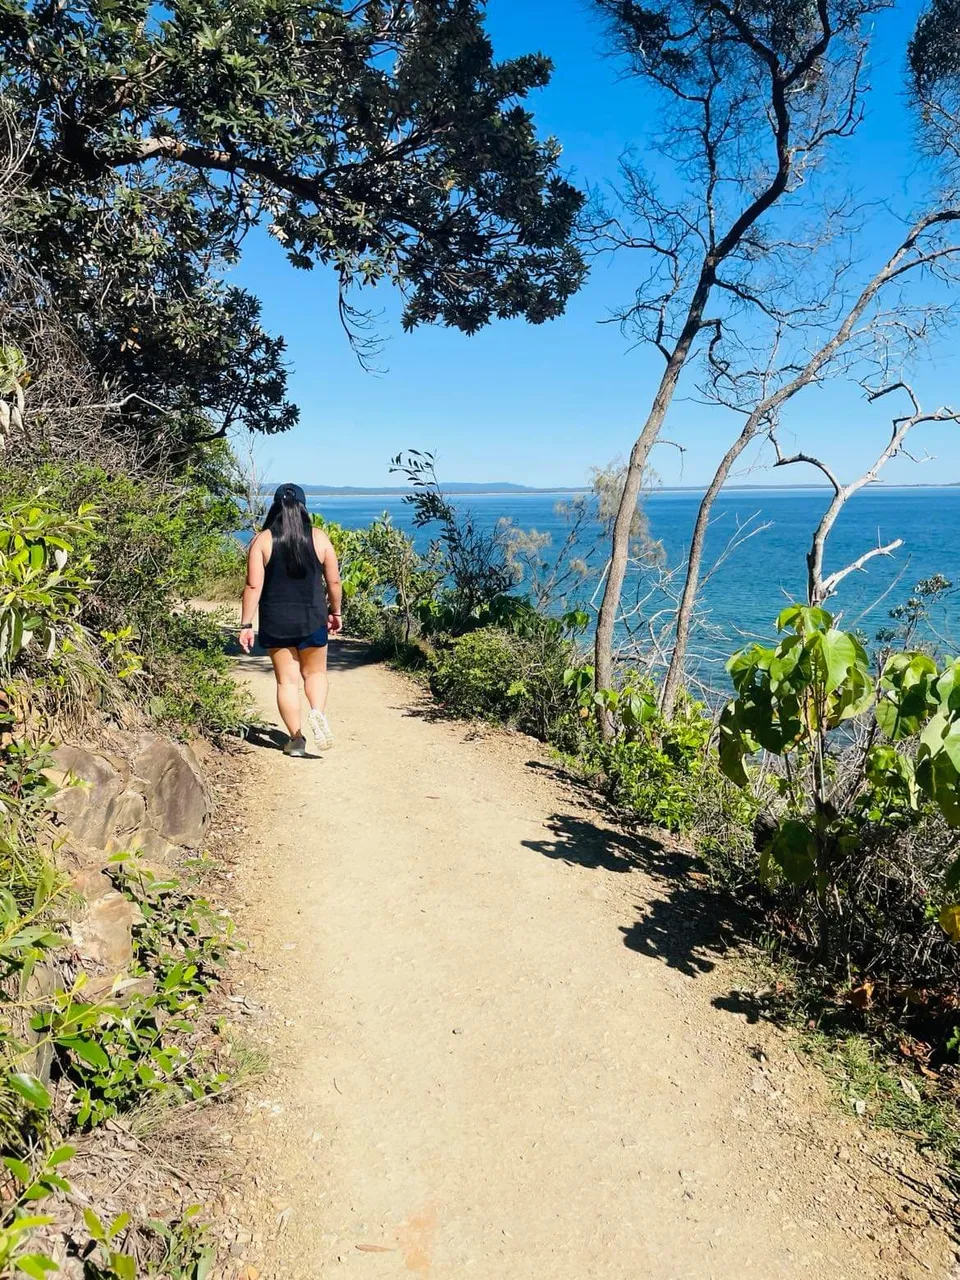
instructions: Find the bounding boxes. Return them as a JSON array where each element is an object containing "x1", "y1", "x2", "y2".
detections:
[
  {"x1": 7, "y1": 1216, "x2": 55, "y2": 1231},
  {"x1": 935, "y1": 659, "x2": 960, "y2": 712},
  {"x1": 919, "y1": 707, "x2": 951, "y2": 754},
  {"x1": 814, "y1": 629, "x2": 860, "y2": 696},
  {"x1": 937, "y1": 722, "x2": 960, "y2": 774},
  {"x1": 108, "y1": 1211, "x2": 131, "y2": 1238},
  {"x1": 717, "y1": 706, "x2": 751, "y2": 789},
  {"x1": 917, "y1": 748, "x2": 960, "y2": 827},
  {"x1": 82, "y1": 1207, "x2": 106, "y2": 1242},
  {"x1": 8, "y1": 1073, "x2": 52, "y2": 1110},
  {"x1": 3, "y1": 1156, "x2": 32, "y2": 1183},
  {"x1": 768, "y1": 634, "x2": 803, "y2": 690},
  {"x1": 65, "y1": 1038, "x2": 110, "y2": 1072},
  {"x1": 14, "y1": 1255, "x2": 59, "y2": 1278},
  {"x1": 829, "y1": 664, "x2": 875, "y2": 726},
  {"x1": 939, "y1": 903, "x2": 960, "y2": 942},
  {"x1": 769, "y1": 819, "x2": 817, "y2": 887},
  {"x1": 109, "y1": 1253, "x2": 136, "y2": 1280},
  {"x1": 777, "y1": 603, "x2": 831, "y2": 635}
]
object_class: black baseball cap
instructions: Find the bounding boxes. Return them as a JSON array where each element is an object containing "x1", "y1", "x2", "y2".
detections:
[{"x1": 274, "y1": 483, "x2": 306, "y2": 505}]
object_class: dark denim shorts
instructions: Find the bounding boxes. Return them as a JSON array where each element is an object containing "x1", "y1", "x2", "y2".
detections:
[{"x1": 258, "y1": 624, "x2": 329, "y2": 651}]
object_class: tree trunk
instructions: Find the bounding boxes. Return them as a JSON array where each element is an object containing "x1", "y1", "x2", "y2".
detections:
[
  {"x1": 593, "y1": 266, "x2": 715, "y2": 724},
  {"x1": 659, "y1": 415, "x2": 763, "y2": 718},
  {"x1": 593, "y1": 355, "x2": 693, "y2": 715}
]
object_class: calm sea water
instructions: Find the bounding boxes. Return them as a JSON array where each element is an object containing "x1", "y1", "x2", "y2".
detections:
[{"x1": 304, "y1": 487, "x2": 959, "y2": 668}]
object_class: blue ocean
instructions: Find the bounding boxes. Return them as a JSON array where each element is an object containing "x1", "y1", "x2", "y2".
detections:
[{"x1": 303, "y1": 486, "x2": 959, "y2": 670}]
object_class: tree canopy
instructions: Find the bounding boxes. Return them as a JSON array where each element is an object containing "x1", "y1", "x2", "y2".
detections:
[{"x1": 0, "y1": 0, "x2": 585, "y2": 456}]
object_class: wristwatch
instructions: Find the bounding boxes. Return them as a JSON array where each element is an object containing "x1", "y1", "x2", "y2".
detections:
[{"x1": 240, "y1": 623, "x2": 253, "y2": 630}]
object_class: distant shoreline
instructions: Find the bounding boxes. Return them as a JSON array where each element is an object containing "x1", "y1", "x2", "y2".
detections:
[{"x1": 287, "y1": 482, "x2": 958, "y2": 498}]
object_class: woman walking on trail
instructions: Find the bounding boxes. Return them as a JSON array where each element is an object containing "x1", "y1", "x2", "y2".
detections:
[{"x1": 239, "y1": 483, "x2": 343, "y2": 757}]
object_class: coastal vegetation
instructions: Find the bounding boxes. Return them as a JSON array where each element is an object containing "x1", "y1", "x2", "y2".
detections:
[{"x1": 587, "y1": 0, "x2": 960, "y2": 732}]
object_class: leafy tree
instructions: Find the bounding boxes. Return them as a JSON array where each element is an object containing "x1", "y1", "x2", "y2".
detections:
[
  {"x1": 910, "y1": 0, "x2": 960, "y2": 166},
  {"x1": 719, "y1": 604, "x2": 960, "y2": 947},
  {"x1": 391, "y1": 449, "x2": 514, "y2": 632},
  {"x1": 0, "y1": 0, "x2": 585, "y2": 458}
]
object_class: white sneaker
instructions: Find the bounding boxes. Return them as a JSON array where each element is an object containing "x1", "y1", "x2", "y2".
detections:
[{"x1": 308, "y1": 707, "x2": 334, "y2": 751}]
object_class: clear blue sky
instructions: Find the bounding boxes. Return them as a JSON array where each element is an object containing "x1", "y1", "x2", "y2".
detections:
[{"x1": 230, "y1": 0, "x2": 960, "y2": 490}]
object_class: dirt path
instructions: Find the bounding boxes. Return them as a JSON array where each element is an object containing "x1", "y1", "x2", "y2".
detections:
[{"x1": 228, "y1": 643, "x2": 955, "y2": 1279}]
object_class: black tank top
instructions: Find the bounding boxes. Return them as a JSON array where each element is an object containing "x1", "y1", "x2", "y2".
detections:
[{"x1": 259, "y1": 532, "x2": 326, "y2": 640}]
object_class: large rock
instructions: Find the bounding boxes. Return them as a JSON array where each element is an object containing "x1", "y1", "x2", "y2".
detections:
[
  {"x1": 105, "y1": 824, "x2": 180, "y2": 866},
  {"x1": 16, "y1": 962, "x2": 61, "y2": 1082},
  {"x1": 110, "y1": 789, "x2": 147, "y2": 838},
  {"x1": 70, "y1": 869, "x2": 142, "y2": 972},
  {"x1": 132, "y1": 735, "x2": 211, "y2": 847},
  {"x1": 50, "y1": 746, "x2": 126, "y2": 849}
]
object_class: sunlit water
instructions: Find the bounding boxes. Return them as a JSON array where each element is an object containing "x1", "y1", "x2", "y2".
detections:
[{"x1": 300, "y1": 486, "x2": 959, "y2": 675}]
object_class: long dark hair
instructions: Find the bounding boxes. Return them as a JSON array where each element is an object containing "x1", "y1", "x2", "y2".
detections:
[{"x1": 263, "y1": 484, "x2": 313, "y2": 578}]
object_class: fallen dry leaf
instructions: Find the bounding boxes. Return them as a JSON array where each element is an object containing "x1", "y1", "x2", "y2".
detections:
[
  {"x1": 849, "y1": 981, "x2": 874, "y2": 1009},
  {"x1": 355, "y1": 1244, "x2": 398, "y2": 1253},
  {"x1": 899, "y1": 1075, "x2": 922, "y2": 1104}
]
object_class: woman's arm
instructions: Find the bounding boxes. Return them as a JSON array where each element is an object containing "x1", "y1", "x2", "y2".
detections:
[
  {"x1": 314, "y1": 529, "x2": 343, "y2": 634},
  {"x1": 239, "y1": 534, "x2": 266, "y2": 652}
]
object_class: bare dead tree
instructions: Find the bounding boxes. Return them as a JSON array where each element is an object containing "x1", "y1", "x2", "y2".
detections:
[
  {"x1": 499, "y1": 460, "x2": 663, "y2": 612},
  {"x1": 229, "y1": 432, "x2": 269, "y2": 533},
  {"x1": 770, "y1": 382, "x2": 960, "y2": 607},
  {"x1": 589, "y1": 0, "x2": 883, "y2": 715},
  {"x1": 658, "y1": 203, "x2": 960, "y2": 715}
]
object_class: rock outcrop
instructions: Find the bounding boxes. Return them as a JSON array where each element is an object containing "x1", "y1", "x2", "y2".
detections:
[
  {"x1": 51, "y1": 732, "x2": 212, "y2": 868},
  {"x1": 132, "y1": 734, "x2": 211, "y2": 847},
  {"x1": 47, "y1": 730, "x2": 214, "y2": 991},
  {"x1": 69, "y1": 869, "x2": 143, "y2": 971}
]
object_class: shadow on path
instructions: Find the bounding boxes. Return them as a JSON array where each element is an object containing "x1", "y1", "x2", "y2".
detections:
[
  {"x1": 523, "y1": 809, "x2": 752, "y2": 981},
  {"x1": 522, "y1": 813, "x2": 661, "y2": 874}
]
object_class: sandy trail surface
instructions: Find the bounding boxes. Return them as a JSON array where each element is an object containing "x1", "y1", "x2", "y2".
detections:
[{"x1": 229, "y1": 642, "x2": 955, "y2": 1279}]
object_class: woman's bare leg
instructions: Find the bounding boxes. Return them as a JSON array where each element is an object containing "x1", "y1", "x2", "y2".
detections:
[
  {"x1": 298, "y1": 644, "x2": 329, "y2": 713},
  {"x1": 270, "y1": 646, "x2": 303, "y2": 737}
]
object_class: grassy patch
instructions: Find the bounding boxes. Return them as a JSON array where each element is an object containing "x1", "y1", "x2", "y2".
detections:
[
  {"x1": 800, "y1": 1030, "x2": 960, "y2": 1171},
  {"x1": 733, "y1": 945, "x2": 960, "y2": 1177}
]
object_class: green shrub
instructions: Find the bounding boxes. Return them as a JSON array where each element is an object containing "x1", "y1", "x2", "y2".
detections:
[
  {"x1": 191, "y1": 533, "x2": 247, "y2": 602},
  {"x1": 429, "y1": 612, "x2": 584, "y2": 740},
  {"x1": 35, "y1": 858, "x2": 235, "y2": 1129},
  {"x1": 0, "y1": 492, "x2": 95, "y2": 672},
  {"x1": 0, "y1": 461, "x2": 251, "y2": 736},
  {"x1": 718, "y1": 604, "x2": 960, "y2": 1058},
  {"x1": 431, "y1": 627, "x2": 526, "y2": 720},
  {"x1": 593, "y1": 730, "x2": 707, "y2": 832},
  {"x1": 576, "y1": 682, "x2": 755, "y2": 838},
  {"x1": 0, "y1": 729, "x2": 231, "y2": 1271},
  {"x1": 719, "y1": 604, "x2": 960, "y2": 942},
  {"x1": 145, "y1": 608, "x2": 253, "y2": 738}
]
